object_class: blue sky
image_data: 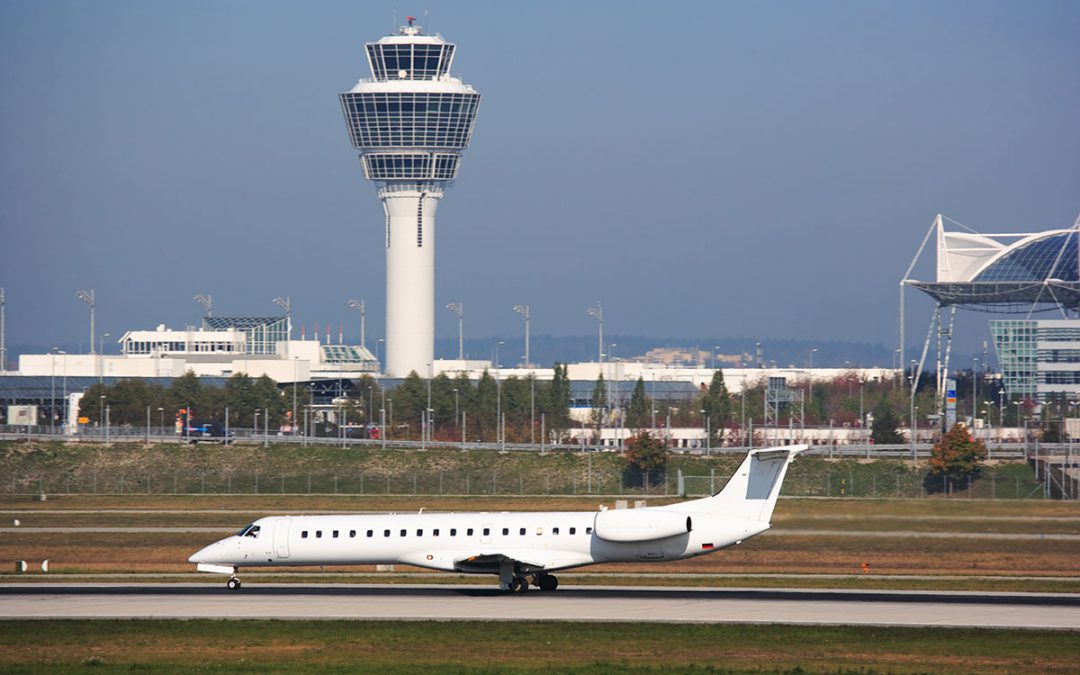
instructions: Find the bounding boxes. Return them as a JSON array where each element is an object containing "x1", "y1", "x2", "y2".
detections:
[{"x1": 1, "y1": 0, "x2": 1078, "y2": 357}]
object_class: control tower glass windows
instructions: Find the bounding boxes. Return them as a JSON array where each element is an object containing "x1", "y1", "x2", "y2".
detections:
[
  {"x1": 362, "y1": 153, "x2": 460, "y2": 180},
  {"x1": 340, "y1": 92, "x2": 480, "y2": 150},
  {"x1": 366, "y1": 43, "x2": 455, "y2": 81}
]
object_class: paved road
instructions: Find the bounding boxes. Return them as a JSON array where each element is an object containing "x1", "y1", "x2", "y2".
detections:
[{"x1": 2, "y1": 584, "x2": 1078, "y2": 628}]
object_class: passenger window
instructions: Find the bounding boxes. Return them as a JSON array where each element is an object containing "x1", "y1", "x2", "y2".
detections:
[
  {"x1": 467, "y1": 528, "x2": 473, "y2": 536},
  {"x1": 384, "y1": 530, "x2": 391, "y2": 537},
  {"x1": 586, "y1": 527, "x2": 593, "y2": 534},
  {"x1": 316, "y1": 531, "x2": 322, "y2": 538},
  {"x1": 501, "y1": 527, "x2": 509, "y2": 536},
  {"x1": 349, "y1": 530, "x2": 356, "y2": 538},
  {"x1": 400, "y1": 529, "x2": 407, "y2": 537},
  {"x1": 333, "y1": 530, "x2": 339, "y2": 538},
  {"x1": 367, "y1": 530, "x2": 374, "y2": 537},
  {"x1": 302, "y1": 531, "x2": 308, "y2": 539},
  {"x1": 450, "y1": 528, "x2": 457, "y2": 536},
  {"x1": 483, "y1": 528, "x2": 490, "y2": 536},
  {"x1": 570, "y1": 527, "x2": 576, "y2": 535},
  {"x1": 536, "y1": 527, "x2": 543, "y2": 536},
  {"x1": 417, "y1": 529, "x2": 423, "y2": 537},
  {"x1": 519, "y1": 527, "x2": 526, "y2": 535},
  {"x1": 553, "y1": 527, "x2": 560, "y2": 535},
  {"x1": 433, "y1": 529, "x2": 440, "y2": 536}
]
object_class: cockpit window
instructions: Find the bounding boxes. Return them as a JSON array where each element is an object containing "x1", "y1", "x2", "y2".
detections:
[{"x1": 235, "y1": 524, "x2": 261, "y2": 538}]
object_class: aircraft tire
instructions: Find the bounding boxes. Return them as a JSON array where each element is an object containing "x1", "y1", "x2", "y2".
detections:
[
  {"x1": 538, "y1": 575, "x2": 558, "y2": 592},
  {"x1": 227, "y1": 578, "x2": 241, "y2": 590},
  {"x1": 510, "y1": 577, "x2": 528, "y2": 593}
]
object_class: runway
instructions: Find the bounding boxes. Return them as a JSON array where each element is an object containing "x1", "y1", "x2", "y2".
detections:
[{"x1": 2, "y1": 584, "x2": 1079, "y2": 628}]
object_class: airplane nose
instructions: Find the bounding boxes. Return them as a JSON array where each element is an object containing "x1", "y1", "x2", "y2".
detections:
[{"x1": 188, "y1": 547, "x2": 207, "y2": 564}]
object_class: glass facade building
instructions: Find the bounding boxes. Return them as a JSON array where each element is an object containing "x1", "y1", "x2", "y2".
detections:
[
  {"x1": 991, "y1": 319, "x2": 1080, "y2": 401},
  {"x1": 203, "y1": 317, "x2": 289, "y2": 356}
]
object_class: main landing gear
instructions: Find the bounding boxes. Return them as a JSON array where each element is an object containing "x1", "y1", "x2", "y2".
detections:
[
  {"x1": 227, "y1": 577, "x2": 242, "y2": 590},
  {"x1": 499, "y1": 560, "x2": 558, "y2": 593},
  {"x1": 505, "y1": 573, "x2": 559, "y2": 593}
]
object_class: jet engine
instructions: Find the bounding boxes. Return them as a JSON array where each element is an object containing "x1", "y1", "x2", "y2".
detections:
[{"x1": 593, "y1": 509, "x2": 692, "y2": 543}]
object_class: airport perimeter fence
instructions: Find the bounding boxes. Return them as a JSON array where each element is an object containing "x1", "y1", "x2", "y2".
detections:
[
  {"x1": 4, "y1": 463, "x2": 1057, "y2": 500},
  {"x1": 0, "y1": 425, "x2": 1037, "y2": 460}
]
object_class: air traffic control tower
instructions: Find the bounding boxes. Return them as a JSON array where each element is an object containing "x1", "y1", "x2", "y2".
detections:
[{"x1": 339, "y1": 19, "x2": 481, "y2": 376}]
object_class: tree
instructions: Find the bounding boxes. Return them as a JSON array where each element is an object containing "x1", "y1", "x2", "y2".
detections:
[
  {"x1": 623, "y1": 431, "x2": 668, "y2": 487},
  {"x1": 590, "y1": 374, "x2": 607, "y2": 430},
  {"x1": 394, "y1": 371, "x2": 429, "y2": 438},
  {"x1": 252, "y1": 375, "x2": 287, "y2": 429},
  {"x1": 168, "y1": 371, "x2": 206, "y2": 420},
  {"x1": 700, "y1": 370, "x2": 732, "y2": 442},
  {"x1": 870, "y1": 395, "x2": 904, "y2": 444},
  {"x1": 1042, "y1": 419, "x2": 1062, "y2": 443},
  {"x1": 222, "y1": 374, "x2": 258, "y2": 426},
  {"x1": 627, "y1": 377, "x2": 650, "y2": 428},
  {"x1": 473, "y1": 370, "x2": 498, "y2": 441},
  {"x1": 545, "y1": 363, "x2": 572, "y2": 439},
  {"x1": 928, "y1": 423, "x2": 987, "y2": 494}
]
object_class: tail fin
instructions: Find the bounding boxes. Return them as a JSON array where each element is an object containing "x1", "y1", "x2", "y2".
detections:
[{"x1": 707, "y1": 445, "x2": 806, "y2": 523}]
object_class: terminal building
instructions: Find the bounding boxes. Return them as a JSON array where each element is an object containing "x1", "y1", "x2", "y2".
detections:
[
  {"x1": 904, "y1": 213, "x2": 1080, "y2": 406},
  {"x1": 991, "y1": 319, "x2": 1080, "y2": 402},
  {"x1": 16, "y1": 316, "x2": 378, "y2": 382}
]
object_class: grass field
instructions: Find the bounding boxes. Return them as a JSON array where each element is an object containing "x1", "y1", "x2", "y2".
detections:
[
  {"x1": 0, "y1": 620, "x2": 1076, "y2": 674},
  {"x1": 0, "y1": 441, "x2": 1050, "y2": 499}
]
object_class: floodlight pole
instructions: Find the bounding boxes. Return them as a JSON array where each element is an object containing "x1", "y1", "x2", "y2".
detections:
[
  {"x1": 513, "y1": 304, "x2": 530, "y2": 366},
  {"x1": 273, "y1": 296, "x2": 291, "y2": 338},
  {"x1": 194, "y1": 294, "x2": 213, "y2": 317},
  {"x1": 587, "y1": 302, "x2": 604, "y2": 363},
  {"x1": 0, "y1": 287, "x2": 6, "y2": 372},
  {"x1": 347, "y1": 299, "x2": 366, "y2": 348},
  {"x1": 446, "y1": 302, "x2": 463, "y2": 359},
  {"x1": 76, "y1": 289, "x2": 96, "y2": 354}
]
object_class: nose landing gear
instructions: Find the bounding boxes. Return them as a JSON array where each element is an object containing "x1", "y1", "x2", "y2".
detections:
[{"x1": 227, "y1": 577, "x2": 242, "y2": 590}]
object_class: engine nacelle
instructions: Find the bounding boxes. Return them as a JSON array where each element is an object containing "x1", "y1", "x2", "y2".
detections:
[{"x1": 593, "y1": 509, "x2": 692, "y2": 543}]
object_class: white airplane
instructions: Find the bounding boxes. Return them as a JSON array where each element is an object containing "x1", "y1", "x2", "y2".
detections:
[{"x1": 189, "y1": 445, "x2": 804, "y2": 592}]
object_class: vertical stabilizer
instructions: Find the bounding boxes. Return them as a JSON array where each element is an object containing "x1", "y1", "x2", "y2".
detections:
[{"x1": 706, "y1": 445, "x2": 806, "y2": 523}]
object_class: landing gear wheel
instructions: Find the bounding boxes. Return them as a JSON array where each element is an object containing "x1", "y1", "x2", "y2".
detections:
[
  {"x1": 538, "y1": 575, "x2": 558, "y2": 592},
  {"x1": 509, "y1": 577, "x2": 528, "y2": 593},
  {"x1": 227, "y1": 577, "x2": 242, "y2": 590}
]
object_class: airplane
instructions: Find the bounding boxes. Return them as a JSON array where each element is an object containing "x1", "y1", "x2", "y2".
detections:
[{"x1": 188, "y1": 445, "x2": 805, "y2": 592}]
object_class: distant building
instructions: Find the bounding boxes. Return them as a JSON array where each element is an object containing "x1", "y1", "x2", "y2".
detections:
[
  {"x1": 991, "y1": 319, "x2": 1080, "y2": 401},
  {"x1": 639, "y1": 347, "x2": 742, "y2": 368},
  {"x1": 17, "y1": 317, "x2": 377, "y2": 383}
]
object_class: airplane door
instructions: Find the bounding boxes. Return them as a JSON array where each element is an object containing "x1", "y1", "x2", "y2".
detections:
[{"x1": 273, "y1": 518, "x2": 291, "y2": 559}]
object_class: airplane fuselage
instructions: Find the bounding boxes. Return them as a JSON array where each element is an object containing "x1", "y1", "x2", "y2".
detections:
[
  {"x1": 192, "y1": 509, "x2": 768, "y2": 573},
  {"x1": 189, "y1": 446, "x2": 804, "y2": 592}
]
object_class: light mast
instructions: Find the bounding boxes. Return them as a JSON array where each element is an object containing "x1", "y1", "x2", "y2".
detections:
[{"x1": 339, "y1": 18, "x2": 481, "y2": 376}]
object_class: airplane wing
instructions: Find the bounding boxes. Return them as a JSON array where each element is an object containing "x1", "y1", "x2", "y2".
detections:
[
  {"x1": 453, "y1": 552, "x2": 549, "y2": 575},
  {"x1": 398, "y1": 549, "x2": 594, "y2": 574}
]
